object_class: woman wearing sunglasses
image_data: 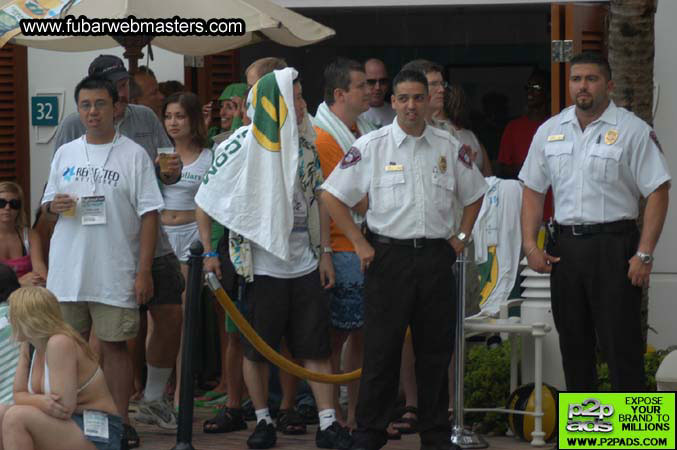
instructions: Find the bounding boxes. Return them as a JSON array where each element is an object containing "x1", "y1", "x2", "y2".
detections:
[{"x1": 0, "y1": 182, "x2": 47, "y2": 287}]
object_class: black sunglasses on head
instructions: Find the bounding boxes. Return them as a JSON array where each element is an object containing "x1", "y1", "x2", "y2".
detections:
[
  {"x1": 0, "y1": 198, "x2": 20, "y2": 210},
  {"x1": 366, "y1": 78, "x2": 389, "y2": 86}
]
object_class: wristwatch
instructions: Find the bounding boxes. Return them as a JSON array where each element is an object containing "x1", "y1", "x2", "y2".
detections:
[
  {"x1": 455, "y1": 232, "x2": 470, "y2": 244},
  {"x1": 321, "y1": 246, "x2": 334, "y2": 255},
  {"x1": 636, "y1": 251, "x2": 654, "y2": 264}
]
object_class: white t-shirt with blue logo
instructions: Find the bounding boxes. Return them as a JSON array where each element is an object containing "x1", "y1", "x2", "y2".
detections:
[{"x1": 43, "y1": 134, "x2": 165, "y2": 308}]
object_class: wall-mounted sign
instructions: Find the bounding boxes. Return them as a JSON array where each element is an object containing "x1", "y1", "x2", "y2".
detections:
[{"x1": 31, "y1": 95, "x2": 58, "y2": 126}]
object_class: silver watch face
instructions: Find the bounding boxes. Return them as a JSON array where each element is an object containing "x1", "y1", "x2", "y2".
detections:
[
  {"x1": 637, "y1": 252, "x2": 653, "y2": 263},
  {"x1": 457, "y1": 232, "x2": 467, "y2": 242}
]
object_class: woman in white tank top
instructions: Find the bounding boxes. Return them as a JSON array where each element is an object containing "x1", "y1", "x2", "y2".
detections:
[
  {"x1": 0, "y1": 287, "x2": 121, "y2": 450},
  {"x1": 160, "y1": 92, "x2": 213, "y2": 408},
  {"x1": 160, "y1": 92, "x2": 213, "y2": 267}
]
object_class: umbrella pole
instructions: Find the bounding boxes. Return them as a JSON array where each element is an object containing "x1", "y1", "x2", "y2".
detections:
[
  {"x1": 450, "y1": 249, "x2": 488, "y2": 449},
  {"x1": 112, "y1": 36, "x2": 153, "y2": 74},
  {"x1": 123, "y1": 44, "x2": 142, "y2": 74}
]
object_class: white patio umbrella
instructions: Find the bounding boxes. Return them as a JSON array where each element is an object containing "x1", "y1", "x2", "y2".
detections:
[{"x1": 2, "y1": 0, "x2": 334, "y2": 69}]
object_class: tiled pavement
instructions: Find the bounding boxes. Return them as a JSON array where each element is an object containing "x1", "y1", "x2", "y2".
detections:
[{"x1": 135, "y1": 407, "x2": 556, "y2": 450}]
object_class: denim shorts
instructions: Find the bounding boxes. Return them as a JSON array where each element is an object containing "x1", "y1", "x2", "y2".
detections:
[
  {"x1": 71, "y1": 412, "x2": 123, "y2": 450},
  {"x1": 329, "y1": 251, "x2": 365, "y2": 330}
]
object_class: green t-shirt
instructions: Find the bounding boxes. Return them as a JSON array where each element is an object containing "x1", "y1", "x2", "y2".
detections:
[{"x1": 211, "y1": 223, "x2": 225, "y2": 252}]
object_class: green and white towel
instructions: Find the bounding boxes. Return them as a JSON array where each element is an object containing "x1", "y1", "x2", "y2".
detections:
[{"x1": 196, "y1": 68, "x2": 304, "y2": 263}]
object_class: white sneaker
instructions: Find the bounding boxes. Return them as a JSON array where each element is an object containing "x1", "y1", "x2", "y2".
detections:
[{"x1": 134, "y1": 398, "x2": 178, "y2": 430}]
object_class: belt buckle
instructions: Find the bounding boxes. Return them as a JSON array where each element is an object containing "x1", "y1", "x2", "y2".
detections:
[
  {"x1": 571, "y1": 225, "x2": 584, "y2": 236},
  {"x1": 412, "y1": 238, "x2": 425, "y2": 249}
]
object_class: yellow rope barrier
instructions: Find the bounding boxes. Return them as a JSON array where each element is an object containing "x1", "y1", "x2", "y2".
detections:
[{"x1": 206, "y1": 273, "x2": 362, "y2": 384}]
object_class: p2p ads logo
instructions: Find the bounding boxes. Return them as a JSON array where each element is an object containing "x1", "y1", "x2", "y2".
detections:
[{"x1": 559, "y1": 392, "x2": 675, "y2": 449}]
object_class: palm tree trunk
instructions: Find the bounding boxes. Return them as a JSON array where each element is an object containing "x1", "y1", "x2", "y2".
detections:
[{"x1": 608, "y1": 0, "x2": 657, "y2": 349}]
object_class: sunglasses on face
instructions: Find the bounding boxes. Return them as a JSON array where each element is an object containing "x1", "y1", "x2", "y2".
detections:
[
  {"x1": 525, "y1": 84, "x2": 544, "y2": 92},
  {"x1": 0, "y1": 198, "x2": 20, "y2": 210},
  {"x1": 366, "y1": 78, "x2": 389, "y2": 86}
]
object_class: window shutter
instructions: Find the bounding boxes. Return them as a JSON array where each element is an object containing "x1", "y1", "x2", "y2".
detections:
[{"x1": 0, "y1": 43, "x2": 29, "y2": 202}]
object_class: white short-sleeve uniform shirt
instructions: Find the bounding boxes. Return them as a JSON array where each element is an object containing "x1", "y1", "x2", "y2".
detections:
[
  {"x1": 43, "y1": 135, "x2": 165, "y2": 308},
  {"x1": 519, "y1": 101, "x2": 671, "y2": 225},
  {"x1": 322, "y1": 119, "x2": 488, "y2": 240}
]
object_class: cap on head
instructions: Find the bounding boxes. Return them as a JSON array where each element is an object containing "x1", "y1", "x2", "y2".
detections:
[
  {"x1": 219, "y1": 83, "x2": 248, "y2": 101},
  {"x1": 88, "y1": 54, "x2": 129, "y2": 83}
]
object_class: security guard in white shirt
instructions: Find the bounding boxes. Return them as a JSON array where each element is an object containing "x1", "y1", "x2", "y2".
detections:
[
  {"x1": 322, "y1": 69, "x2": 487, "y2": 450},
  {"x1": 520, "y1": 52, "x2": 670, "y2": 391}
]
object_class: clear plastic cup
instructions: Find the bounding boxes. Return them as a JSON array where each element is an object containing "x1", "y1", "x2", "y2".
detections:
[
  {"x1": 62, "y1": 196, "x2": 77, "y2": 216},
  {"x1": 157, "y1": 147, "x2": 175, "y2": 173}
]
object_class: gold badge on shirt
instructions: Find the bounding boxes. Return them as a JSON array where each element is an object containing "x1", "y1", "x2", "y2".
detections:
[
  {"x1": 604, "y1": 129, "x2": 619, "y2": 145},
  {"x1": 438, "y1": 156, "x2": 447, "y2": 174}
]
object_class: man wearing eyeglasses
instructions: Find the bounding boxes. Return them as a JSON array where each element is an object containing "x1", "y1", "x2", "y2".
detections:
[
  {"x1": 360, "y1": 58, "x2": 395, "y2": 128},
  {"x1": 41, "y1": 74, "x2": 165, "y2": 446},
  {"x1": 44, "y1": 55, "x2": 185, "y2": 447}
]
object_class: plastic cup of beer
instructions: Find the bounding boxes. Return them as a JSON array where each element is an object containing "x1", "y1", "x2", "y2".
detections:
[
  {"x1": 62, "y1": 196, "x2": 77, "y2": 217},
  {"x1": 157, "y1": 147, "x2": 174, "y2": 173}
]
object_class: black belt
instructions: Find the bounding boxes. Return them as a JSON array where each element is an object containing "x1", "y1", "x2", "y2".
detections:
[
  {"x1": 369, "y1": 232, "x2": 447, "y2": 249},
  {"x1": 555, "y1": 220, "x2": 637, "y2": 237}
]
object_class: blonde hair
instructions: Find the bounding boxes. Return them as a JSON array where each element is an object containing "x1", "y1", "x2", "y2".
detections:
[
  {"x1": 0, "y1": 181, "x2": 27, "y2": 231},
  {"x1": 8, "y1": 287, "x2": 97, "y2": 361},
  {"x1": 245, "y1": 57, "x2": 287, "y2": 81}
]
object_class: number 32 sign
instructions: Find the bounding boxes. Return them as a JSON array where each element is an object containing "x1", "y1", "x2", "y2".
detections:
[{"x1": 31, "y1": 96, "x2": 59, "y2": 126}]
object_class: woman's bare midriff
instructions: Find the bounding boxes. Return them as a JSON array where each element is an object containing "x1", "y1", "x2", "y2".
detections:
[{"x1": 161, "y1": 210, "x2": 196, "y2": 226}]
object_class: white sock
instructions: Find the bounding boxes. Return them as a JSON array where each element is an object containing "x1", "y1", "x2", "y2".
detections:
[
  {"x1": 255, "y1": 408, "x2": 273, "y2": 425},
  {"x1": 143, "y1": 365, "x2": 172, "y2": 402},
  {"x1": 318, "y1": 408, "x2": 336, "y2": 431}
]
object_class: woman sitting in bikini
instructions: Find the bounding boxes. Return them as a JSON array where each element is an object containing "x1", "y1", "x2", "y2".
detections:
[{"x1": 0, "y1": 287, "x2": 122, "y2": 450}]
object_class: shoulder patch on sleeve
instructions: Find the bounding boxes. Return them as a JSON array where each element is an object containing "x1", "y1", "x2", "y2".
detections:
[
  {"x1": 458, "y1": 144, "x2": 473, "y2": 169},
  {"x1": 650, "y1": 130, "x2": 663, "y2": 153},
  {"x1": 340, "y1": 146, "x2": 362, "y2": 169}
]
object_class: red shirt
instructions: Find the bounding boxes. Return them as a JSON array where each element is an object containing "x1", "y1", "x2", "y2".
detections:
[
  {"x1": 498, "y1": 115, "x2": 543, "y2": 166},
  {"x1": 498, "y1": 115, "x2": 553, "y2": 220}
]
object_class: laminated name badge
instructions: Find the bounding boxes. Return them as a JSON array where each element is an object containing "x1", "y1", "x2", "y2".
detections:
[
  {"x1": 83, "y1": 410, "x2": 109, "y2": 442},
  {"x1": 81, "y1": 196, "x2": 106, "y2": 226}
]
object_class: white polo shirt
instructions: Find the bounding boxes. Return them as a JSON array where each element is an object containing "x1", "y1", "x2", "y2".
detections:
[
  {"x1": 519, "y1": 101, "x2": 671, "y2": 225},
  {"x1": 322, "y1": 118, "x2": 487, "y2": 240}
]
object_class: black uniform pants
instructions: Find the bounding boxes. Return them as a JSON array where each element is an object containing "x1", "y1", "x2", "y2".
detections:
[
  {"x1": 352, "y1": 240, "x2": 457, "y2": 450},
  {"x1": 549, "y1": 228, "x2": 645, "y2": 391}
]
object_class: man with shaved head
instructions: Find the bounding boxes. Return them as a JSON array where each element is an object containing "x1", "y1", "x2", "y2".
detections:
[{"x1": 359, "y1": 58, "x2": 395, "y2": 128}]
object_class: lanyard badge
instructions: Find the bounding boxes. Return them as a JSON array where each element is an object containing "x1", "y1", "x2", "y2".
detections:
[
  {"x1": 81, "y1": 196, "x2": 107, "y2": 225},
  {"x1": 83, "y1": 410, "x2": 110, "y2": 442}
]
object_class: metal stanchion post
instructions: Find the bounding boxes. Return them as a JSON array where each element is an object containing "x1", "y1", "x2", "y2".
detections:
[
  {"x1": 450, "y1": 248, "x2": 488, "y2": 449},
  {"x1": 171, "y1": 241, "x2": 204, "y2": 450}
]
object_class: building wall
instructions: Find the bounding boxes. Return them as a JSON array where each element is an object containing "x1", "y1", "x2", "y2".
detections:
[
  {"x1": 26, "y1": 46, "x2": 184, "y2": 215},
  {"x1": 647, "y1": 0, "x2": 677, "y2": 350}
]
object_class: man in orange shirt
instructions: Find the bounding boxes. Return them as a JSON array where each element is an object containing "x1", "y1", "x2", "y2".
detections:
[{"x1": 314, "y1": 58, "x2": 372, "y2": 429}]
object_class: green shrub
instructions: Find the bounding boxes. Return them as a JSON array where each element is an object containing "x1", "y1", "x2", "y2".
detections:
[
  {"x1": 597, "y1": 347, "x2": 674, "y2": 391},
  {"x1": 462, "y1": 342, "x2": 674, "y2": 434},
  {"x1": 463, "y1": 341, "x2": 512, "y2": 434}
]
